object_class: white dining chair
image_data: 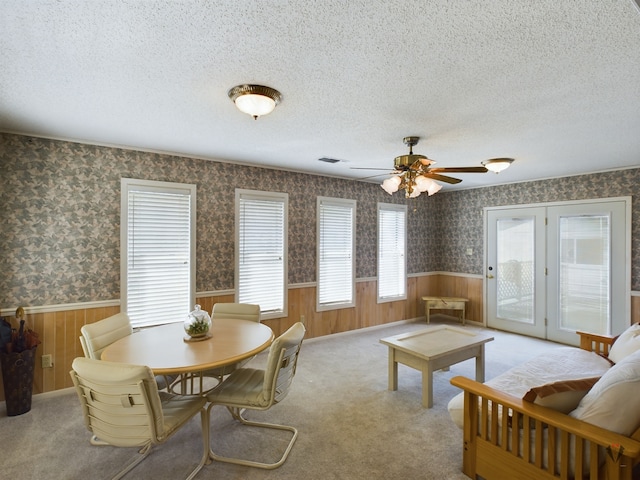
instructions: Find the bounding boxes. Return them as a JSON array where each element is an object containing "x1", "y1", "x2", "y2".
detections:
[
  {"x1": 211, "y1": 302, "x2": 261, "y2": 323},
  {"x1": 70, "y1": 357, "x2": 209, "y2": 480},
  {"x1": 80, "y1": 313, "x2": 177, "y2": 391},
  {"x1": 80, "y1": 312, "x2": 132, "y2": 360},
  {"x1": 206, "y1": 322, "x2": 306, "y2": 469}
]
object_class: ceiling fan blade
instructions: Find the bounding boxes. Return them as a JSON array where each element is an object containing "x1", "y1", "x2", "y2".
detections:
[
  {"x1": 425, "y1": 173, "x2": 462, "y2": 184},
  {"x1": 429, "y1": 166, "x2": 488, "y2": 173},
  {"x1": 355, "y1": 173, "x2": 392, "y2": 180},
  {"x1": 350, "y1": 167, "x2": 392, "y2": 171}
]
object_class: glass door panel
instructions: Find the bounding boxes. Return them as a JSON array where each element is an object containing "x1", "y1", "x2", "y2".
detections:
[
  {"x1": 547, "y1": 200, "x2": 628, "y2": 345},
  {"x1": 486, "y1": 207, "x2": 546, "y2": 338},
  {"x1": 496, "y1": 218, "x2": 535, "y2": 324},
  {"x1": 558, "y1": 215, "x2": 610, "y2": 334}
]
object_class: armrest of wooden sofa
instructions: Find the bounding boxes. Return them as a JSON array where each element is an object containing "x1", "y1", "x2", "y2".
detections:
[
  {"x1": 576, "y1": 330, "x2": 617, "y2": 357},
  {"x1": 450, "y1": 375, "x2": 640, "y2": 480}
]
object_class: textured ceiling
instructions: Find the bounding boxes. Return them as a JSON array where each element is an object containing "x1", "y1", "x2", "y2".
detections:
[{"x1": 1, "y1": 1, "x2": 640, "y2": 191}]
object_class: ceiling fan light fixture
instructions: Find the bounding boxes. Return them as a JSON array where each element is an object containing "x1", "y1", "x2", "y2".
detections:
[
  {"x1": 380, "y1": 136, "x2": 492, "y2": 198},
  {"x1": 413, "y1": 175, "x2": 431, "y2": 192},
  {"x1": 228, "y1": 84, "x2": 282, "y2": 119},
  {"x1": 414, "y1": 175, "x2": 443, "y2": 196},
  {"x1": 426, "y1": 181, "x2": 443, "y2": 196},
  {"x1": 381, "y1": 175, "x2": 401, "y2": 194},
  {"x1": 482, "y1": 158, "x2": 514, "y2": 173}
]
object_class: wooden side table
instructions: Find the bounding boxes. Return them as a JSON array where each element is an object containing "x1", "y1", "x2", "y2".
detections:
[{"x1": 421, "y1": 296, "x2": 469, "y2": 325}]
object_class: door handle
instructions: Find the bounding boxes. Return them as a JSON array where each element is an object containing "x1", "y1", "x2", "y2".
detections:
[{"x1": 486, "y1": 274, "x2": 494, "y2": 279}]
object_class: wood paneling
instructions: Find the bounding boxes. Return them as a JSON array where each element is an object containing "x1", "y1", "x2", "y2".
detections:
[
  {"x1": 2, "y1": 277, "x2": 637, "y2": 401},
  {"x1": 0, "y1": 305, "x2": 120, "y2": 402},
  {"x1": 420, "y1": 274, "x2": 484, "y2": 324}
]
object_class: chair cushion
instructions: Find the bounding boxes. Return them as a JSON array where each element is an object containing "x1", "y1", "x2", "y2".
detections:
[
  {"x1": 72, "y1": 356, "x2": 150, "y2": 384},
  {"x1": 211, "y1": 303, "x2": 261, "y2": 322},
  {"x1": 570, "y1": 349, "x2": 640, "y2": 436},
  {"x1": 80, "y1": 313, "x2": 132, "y2": 359},
  {"x1": 208, "y1": 368, "x2": 267, "y2": 406},
  {"x1": 158, "y1": 391, "x2": 207, "y2": 438},
  {"x1": 608, "y1": 323, "x2": 640, "y2": 364},
  {"x1": 263, "y1": 322, "x2": 306, "y2": 397},
  {"x1": 207, "y1": 322, "x2": 305, "y2": 409}
]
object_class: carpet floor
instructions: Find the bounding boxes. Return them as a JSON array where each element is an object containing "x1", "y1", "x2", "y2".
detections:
[{"x1": 0, "y1": 316, "x2": 567, "y2": 480}]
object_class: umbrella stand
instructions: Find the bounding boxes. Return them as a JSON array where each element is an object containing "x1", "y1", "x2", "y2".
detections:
[
  {"x1": 0, "y1": 307, "x2": 40, "y2": 416},
  {"x1": 1, "y1": 346, "x2": 37, "y2": 416}
]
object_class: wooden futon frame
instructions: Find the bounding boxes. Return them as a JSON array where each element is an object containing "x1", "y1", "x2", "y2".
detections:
[{"x1": 450, "y1": 331, "x2": 640, "y2": 480}]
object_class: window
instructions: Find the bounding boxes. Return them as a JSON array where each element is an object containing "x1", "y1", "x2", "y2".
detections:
[
  {"x1": 121, "y1": 179, "x2": 196, "y2": 328},
  {"x1": 377, "y1": 203, "x2": 407, "y2": 302},
  {"x1": 236, "y1": 189, "x2": 288, "y2": 319},
  {"x1": 317, "y1": 197, "x2": 356, "y2": 311}
]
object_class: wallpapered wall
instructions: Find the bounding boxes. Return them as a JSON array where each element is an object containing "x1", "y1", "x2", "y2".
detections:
[
  {"x1": 0, "y1": 133, "x2": 434, "y2": 307},
  {"x1": 431, "y1": 169, "x2": 640, "y2": 290},
  {"x1": 1, "y1": 132, "x2": 638, "y2": 309}
]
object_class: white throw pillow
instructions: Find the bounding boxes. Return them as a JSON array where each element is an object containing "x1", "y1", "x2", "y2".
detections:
[
  {"x1": 608, "y1": 323, "x2": 640, "y2": 364},
  {"x1": 570, "y1": 349, "x2": 640, "y2": 436}
]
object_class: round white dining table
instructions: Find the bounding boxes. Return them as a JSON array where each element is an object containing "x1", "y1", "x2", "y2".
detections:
[{"x1": 101, "y1": 318, "x2": 274, "y2": 375}]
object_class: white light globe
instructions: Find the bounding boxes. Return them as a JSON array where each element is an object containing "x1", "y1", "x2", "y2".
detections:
[
  {"x1": 381, "y1": 176, "x2": 401, "y2": 194},
  {"x1": 235, "y1": 94, "x2": 276, "y2": 117}
]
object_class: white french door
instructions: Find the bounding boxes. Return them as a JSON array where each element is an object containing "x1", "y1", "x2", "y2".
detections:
[
  {"x1": 546, "y1": 201, "x2": 629, "y2": 344},
  {"x1": 486, "y1": 198, "x2": 630, "y2": 346},
  {"x1": 486, "y1": 208, "x2": 547, "y2": 338}
]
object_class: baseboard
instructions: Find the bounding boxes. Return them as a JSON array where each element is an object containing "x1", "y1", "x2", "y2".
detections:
[
  {"x1": 303, "y1": 317, "x2": 425, "y2": 344},
  {"x1": 0, "y1": 386, "x2": 75, "y2": 416}
]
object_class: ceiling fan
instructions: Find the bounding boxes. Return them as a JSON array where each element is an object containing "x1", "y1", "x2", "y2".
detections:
[{"x1": 353, "y1": 136, "x2": 502, "y2": 198}]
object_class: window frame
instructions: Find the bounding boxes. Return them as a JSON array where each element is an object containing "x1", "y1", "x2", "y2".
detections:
[
  {"x1": 377, "y1": 202, "x2": 407, "y2": 303},
  {"x1": 235, "y1": 189, "x2": 288, "y2": 320},
  {"x1": 120, "y1": 178, "x2": 196, "y2": 328},
  {"x1": 316, "y1": 196, "x2": 356, "y2": 312}
]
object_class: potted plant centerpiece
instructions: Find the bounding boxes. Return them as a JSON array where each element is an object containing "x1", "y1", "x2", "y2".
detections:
[{"x1": 183, "y1": 305, "x2": 212, "y2": 341}]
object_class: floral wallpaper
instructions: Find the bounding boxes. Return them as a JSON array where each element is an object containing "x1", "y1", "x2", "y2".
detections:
[
  {"x1": 0, "y1": 132, "x2": 638, "y2": 309},
  {"x1": 0, "y1": 133, "x2": 425, "y2": 307},
  {"x1": 431, "y1": 168, "x2": 640, "y2": 291}
]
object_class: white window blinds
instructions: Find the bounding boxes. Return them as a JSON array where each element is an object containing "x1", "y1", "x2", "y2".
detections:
[
  {"x1": 378, "y1": 203, "x2": 407, "y2": 302},
  {"x1": 236, "y1": 190, "x2": 288, "y2": 319},
  {"x1": 558, "y1": 214, "x2": 611, "y2": 331},
  {"x1": 317, "y1": 197, "x2": 356, "y2": 310},
  {"x1": 121, "y1": 179, "x2": 196, "y2": 328}
]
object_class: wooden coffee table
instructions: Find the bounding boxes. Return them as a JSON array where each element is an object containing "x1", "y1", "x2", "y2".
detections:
[{"x1": 380, "y1": 325, "x2": 494, "y2": 408}]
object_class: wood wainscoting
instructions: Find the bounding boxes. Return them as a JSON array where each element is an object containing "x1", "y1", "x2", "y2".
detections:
[
  {"x1": 171, "y1": 275, "x2": 483, "y2": 343},
  {"x1": 2, "y1": 275, "x2": 637, "y2": 401}
]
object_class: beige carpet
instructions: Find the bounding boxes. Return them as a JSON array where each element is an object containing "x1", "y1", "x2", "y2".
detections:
[{"x1": 0, "y1": 317, "x2": 566, "y2": 480}]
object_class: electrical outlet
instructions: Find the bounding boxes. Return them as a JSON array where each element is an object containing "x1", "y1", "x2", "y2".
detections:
[{"x1": 41, "y1": 354, "x2": 53, "y2": 369}]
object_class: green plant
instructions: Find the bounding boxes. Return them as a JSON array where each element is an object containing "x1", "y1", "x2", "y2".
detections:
[{"x1": 187, "y1": 319, "x2": 209, "y2": 336}]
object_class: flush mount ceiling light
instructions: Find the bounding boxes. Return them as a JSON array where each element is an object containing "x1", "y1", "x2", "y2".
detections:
[
  {"x1": 228, "y1": 84, "x2": 282, "y2": 119},
  {"x1": 482, "y1": 158, "x2": 515, "y2": 173}
]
